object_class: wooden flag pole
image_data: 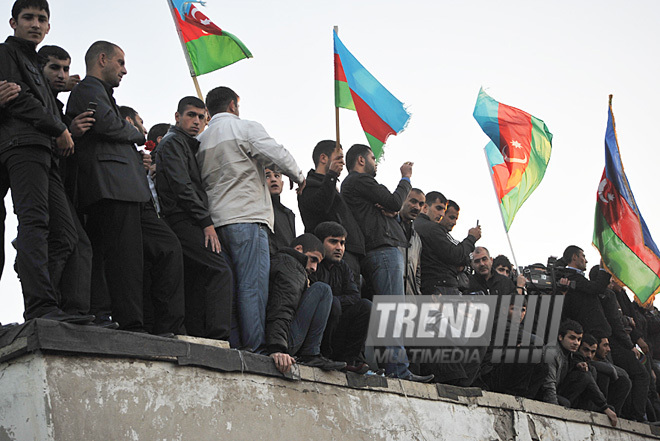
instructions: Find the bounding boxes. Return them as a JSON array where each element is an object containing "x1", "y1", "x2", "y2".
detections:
[
  {"x1": 483, "y1": 148, "x2": 520, "y2": 270},
  {"x1": 167, "y1": 0, "x2": 204, "y2": 101},
  {"x1": 333, "y1": 26, "x2": 341, "y2": 152}
]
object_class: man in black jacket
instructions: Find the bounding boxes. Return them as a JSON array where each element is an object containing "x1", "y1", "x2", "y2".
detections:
[
  {"x1": 265, "y1": 167, "x2": 295, "y2": 254},
  {"x1": 155, "y1": 96, "x2": 232, "y2": 340},
  {"x1": 66, "y1": 41, "x2": 150, "y2": 331},
  {"x1": 0, "y1": 0, "x2": 92, "y2": 323},
  {"x1": 467, "y1": 247, "x2": 520, "y2": 296},
  {"x1": 267, "y1": 234, "x2": 345, "y2": 373},
  {"x1": 313, "y1": 222, "x2": 371, "y2": 372},
  {"x1": 298, "y1": 140, "x2": 364, "y2": 278}
]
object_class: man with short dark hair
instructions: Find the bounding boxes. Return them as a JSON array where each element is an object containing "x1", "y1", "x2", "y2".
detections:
[
  {"x1": 313, "y1": 221, "x2": 372, "y2": 373},
  {"x1": 467, "y1": 247, "x2": 520, "y2": 296},
  {"x1": 592, "y1": 333, "x2": 632, "y2": 416},
  {"x1": 267, "y1": 233, "x2": 345, "y2": 373},
  {"x1": 0, "y1": 0, "x2": 93, "y2": 323},
  {"x1": 155, "y1": 96, "x2": 232, "y2": 340},
  {"x1": 197, "y1": 86, "x2": 305, "y2": 353},
  {"x1": 298, "y1": 140, "x2": 365, "y2": 278},
  {"x1": 398, "y1": 188, "x2": 425, "y2": 296},
  {"x1": 266, "y1": 167, "x2": 296, "y2": 254},
  {"x1": 66, "y1": 40, "x2": 151, "y2": 331}
]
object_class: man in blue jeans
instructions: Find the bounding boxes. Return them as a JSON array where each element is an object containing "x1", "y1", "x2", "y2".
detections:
[
  {"x1": 197, "y1": 87, "x2": 305, "y2": 352},
  {"x1": 266, "y1": 234, "x2": 346, "y2": 373},
  {"x1": 341, "y1": 144, "x2": 433, "y2": 383}
]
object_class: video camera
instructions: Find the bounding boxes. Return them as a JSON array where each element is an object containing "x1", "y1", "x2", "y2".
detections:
[{"x1": 519, "y1": 256, "x2": 576, "y2": 295}]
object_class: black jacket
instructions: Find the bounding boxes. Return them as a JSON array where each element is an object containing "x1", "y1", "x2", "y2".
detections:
[
  {"x1": 298, "y1": 169, "x2": 365, "y2": 256},
  {"x1": 66, "y1": 76, "x2": 150, "y2": 210},
  {"x1": 600, "y1": 288, "x2": 634, "y2": 350},
  {"x1": 269, "y1": 195, "x2": 296, "y2": 254},
  {"x1": 562, "y1": 268, "x2": 612, "y2": 337},
  {"x1": 0, "y1": 36, "x2": 67, "y2": 152},
  {"x1": 414, "y1": 214, "x2": 477, "y2": 292},
  {"x1": 312, "y1": 259, "x2": 361, "y2": 310},
  {"x1": 155, "y1": 126, "x2": 213, "y2": 228},
  {"x1": 266, "y1": 248, "x2": 309, "y2": 354},
  {"x1": 467, "y1": 272, "x2": 517, "y2": 296},
  {"x1": 340, "y1": 171, "x2": 410, "y2": 252}
]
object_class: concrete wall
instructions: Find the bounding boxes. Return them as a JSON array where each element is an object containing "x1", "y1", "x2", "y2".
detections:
[{"x1": 1, "y1": 351, "x2": 658, "y2": 441}]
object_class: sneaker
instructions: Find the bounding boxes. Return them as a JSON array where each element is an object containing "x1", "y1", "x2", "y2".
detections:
[{"x1": 297, "y1": 354, "x2": 347, "y2": 371}]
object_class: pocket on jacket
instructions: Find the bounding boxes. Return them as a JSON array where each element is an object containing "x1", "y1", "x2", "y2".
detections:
[{"x1": 97, "y1": 153, "x2": 129, "y2": 164}]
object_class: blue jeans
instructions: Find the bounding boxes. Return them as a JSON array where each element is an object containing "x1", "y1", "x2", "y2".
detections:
[
  {"x1": 363, "y1": 246, "x2": 411, "y2": 378},
  {"x1": 287, "y1": 282, "x2": 332, "y2": 356},
  {"x1": 218, "y1": 223, "x2": 269, "y2": 353}
]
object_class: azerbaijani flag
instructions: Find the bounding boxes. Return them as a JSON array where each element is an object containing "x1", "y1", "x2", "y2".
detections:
[
  {"x1": 169, "y1": 0, "x2": 252, "y2": 76},
  {"x1": 333, "y1": 30, "x2": 410, "y2": 160},
  {"x1": 473, "y1": 88, "x2": 552, "y2": 231},
  {"x1": 593, "y1": 97, "x2": 660, "y2": 305}
]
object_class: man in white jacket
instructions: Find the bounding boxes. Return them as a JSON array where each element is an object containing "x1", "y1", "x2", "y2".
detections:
[{"x1": 197, "y1": 86, "x2": 305, "y2": 353}]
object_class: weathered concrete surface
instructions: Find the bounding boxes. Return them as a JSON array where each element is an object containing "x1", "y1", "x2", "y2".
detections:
[{"x1": 0, "y1": 351, "x2": 658, "y2": 441}]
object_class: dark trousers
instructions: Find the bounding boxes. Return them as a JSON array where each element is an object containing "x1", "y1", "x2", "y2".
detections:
[
  {"x1": 141, "y1": 204, "x2": 185, "y2": 335},
  {"x1": 0, "y1": 146, "x2": 74, "y2": 319},
  {"x1": 593, "y1": 360, "x2": 632, "y2": 416},
  {"x1": 611, "y1": 339, "x2": 650, "y2": 421},
  {"x1": 321, "y1": 297, "x2": 371, "y2": 362},
  {"x1": 86, "y1": 200, "x2": 144, "y2": 331},
  {"x1": 167, "y1": 217, "x2": 232, "y2": 340},
  {"x1": 58, "y1": 197, "x2": 92, "y2": 315}
]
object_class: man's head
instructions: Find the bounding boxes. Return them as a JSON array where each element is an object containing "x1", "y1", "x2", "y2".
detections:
[
  {"x1": 312, "y1": 140, "x2": 344, "y2": 175},
  {"x1": 439, "y1": 200, "x2": 460, "y2": 230},
  {"x1": 314, "y1": 221, "x2": 347, "y2": 264},
  {"x1": 558, "y1": 319, "x2": 583, "y2": 352},
  {"x1": 10, "y1": 0, "x2": 49, "y2": 44},
  {"x1": 400, "y1": 189, "x2": 425, "y2": 222},
  {"x1": 594, "y1": 334, "x2": 611, "y2": 360},
  {"x1": 119, "y1": 106, "x2": 146, "y2": 136},
  {"x1": 471, "y1": 247, "x2": 492, "y2": 279},
  {"x1": 493, "y1": 255, "x2": 513, "y2": 278},
  {"x1": 206, "y1": 86, "x2": 239, "y2": 117},
  {"x1": 563, "y1": 245, "x2": 587, "y2": 272},
  {"x1": 146, "y1": 123, "x2": 170, "y2": 150},
  {"x1": 346, "y1": 144, "x2": 376, "y2": 176},
  {"x1": 265, "y1": 167, "x2": 283, "y2": 196},
  {"x1": 291, "y1": 234, "x2": 325, "y2": 275},
  {"x1": 175, "y1": 96, "x2": 206, "y2": 137},
  {"x1": 579, "y1": 334, "x2": 598, "y2": 361},
  {"x1": 38, "y1": 45, "x2": 70, "y2": 94},
  {"x1": 85, "y1": 41, "x2": 126, "y2": 88},
  {"x1": 424, "y1": 191, "x2": 447, "y2": 222}
]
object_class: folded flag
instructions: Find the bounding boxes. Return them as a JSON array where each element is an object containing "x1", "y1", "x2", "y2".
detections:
[
  {"x1": 333, "y1": 30, "x2": 410, "y2": 160},
  {"x1": 169, "y1": 0, "x2": 252, "y2": 76},
  {"x1": 473, "y1": 88, "x2": 552, "y2": 231},
  {"x1": 593, "y1": 97, "x2": 660, "y2": 305}
]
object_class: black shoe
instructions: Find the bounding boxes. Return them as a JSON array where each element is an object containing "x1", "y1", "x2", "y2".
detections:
[
  {"x1": 390, "y1": 372, "x2": 435, "y2": 383},
  {"x1": 40, "y1": 310, "x2": 95, "y2": 325},
  {"x1": 156, "y1": 332, "x2": 175, "y2": 339},
  {"x1": 343, "y1": 360, "x2": 370, "y2": 374},
  {"x1": 297, "y1": 354, "x2": 347, "y2": 371},
  {"x1": 92, "y1": 318, "x2": 120, "y2": 329}
]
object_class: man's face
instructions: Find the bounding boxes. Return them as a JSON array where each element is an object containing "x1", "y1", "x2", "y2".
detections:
[
  {"x1": 571, "y1": 250, "x2": 588, "y2": 272},
  {"x1": 558, "y1": 330, "x2": 582, "y2": 352},
  {"x1": 579, "y1": 342, "x2": 597, "y2": 361},
  {"x1": 596, "y1": 338, "x2": 611, "y2": 359},
  {"x1": 101, "y1": 48, "x2": 127, "y2": 88},
  {"x1": 495, "y1": 265, "x2": 511, "y2": 277},
  {"x1": 265, "y1": 168, "x2": 283, "y2": 196},
  {"x1": 426, "y1": 199, "x2": 447, "y2": 223},
  {"x1": 43, "y1": 56, "x2": 70, "y2": 93},
  {"x1": 440, "y1": 207, "x2": 459, "y2": 230},
  {"x1": 363, "y1": 152, "x2": 377, "y2": 177},
  {"x1": 10, "y1": 7, "x2": 50, "y2": 44},
  {"x1": 471, "y1": 249, "x2": 493, "y2": 278},
  {"x1": 175, "y1": 105, "x2": 206, "y2": 137},
  {"x1": 400, "y1": 191, "x2": 425, "y2": 222},
  {"x1": 304, "y1": 251, "x2": 323, "y2": 275},
  {"x1": 322, "y1": 236, "x2": 345, "y2": 264},
  {"x1": 131, "y1": 113, "x2": 147, "y2": 136}
]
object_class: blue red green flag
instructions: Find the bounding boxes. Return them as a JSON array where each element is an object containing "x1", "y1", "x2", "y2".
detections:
[
  {"x1": 593, "y1": 96, "x2": 660, "y2": 305},
  {"x1": 169, "y1": 0, "x2": 252, "y2": 76},
  {"x1": 473, "y1": 88, "x2": 553, "y2": 231},
  {"x1": 333, "y1": 30, "x2": 410, "y2": 160}
]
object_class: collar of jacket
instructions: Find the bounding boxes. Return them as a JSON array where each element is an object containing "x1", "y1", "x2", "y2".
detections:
[
  {"x1": 169, "y1": 125, "x2": 200, "y2": 150},
  {"x1": 5, "y1": 36, "x2": 37, "y2": 54},
  {"x1": 306, "y1": 168, "x2": 339, "y2": 187},
  {"x1": 279, "y1": 247, "x2": 308, "y2": 268},
  {"x1": 209, "y1": 112, "x2": 239, "y2": 124},
  {"x1": 84, "y1": 75, "x2": 115, "y2": 98}
]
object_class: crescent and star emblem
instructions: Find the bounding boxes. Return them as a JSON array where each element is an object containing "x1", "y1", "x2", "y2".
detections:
[
  {"x1": 598, "y1": 178, "x2": 615, "y2": 204},
  {"x1": 502, "y1": 140, "x2": 528, "y2": 164}
]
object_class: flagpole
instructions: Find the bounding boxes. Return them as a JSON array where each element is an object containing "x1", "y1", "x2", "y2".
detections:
[
  {"x1": 333, "y1": 25, "x2": 341, "y2": 152},
  {"x1": 483, "y1": 148, "x2": 520, "y2": 269},
  {"x1": 166, "y1": 0, "x2": 204, "y2": 101}
]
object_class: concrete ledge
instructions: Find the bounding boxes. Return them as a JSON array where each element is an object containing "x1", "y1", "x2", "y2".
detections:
[{"x1": 0, "y1": 319, "x2": 658, "y2": 440}]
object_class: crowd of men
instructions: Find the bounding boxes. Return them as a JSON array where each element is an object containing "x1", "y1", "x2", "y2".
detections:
[{"x1": 3, "y1": 0, "x2": 660, "y2": 426}]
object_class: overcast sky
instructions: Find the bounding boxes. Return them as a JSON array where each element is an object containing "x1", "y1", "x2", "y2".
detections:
[{"x1": 1, "y1": 0, "x2": 659, "y2": 324}]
